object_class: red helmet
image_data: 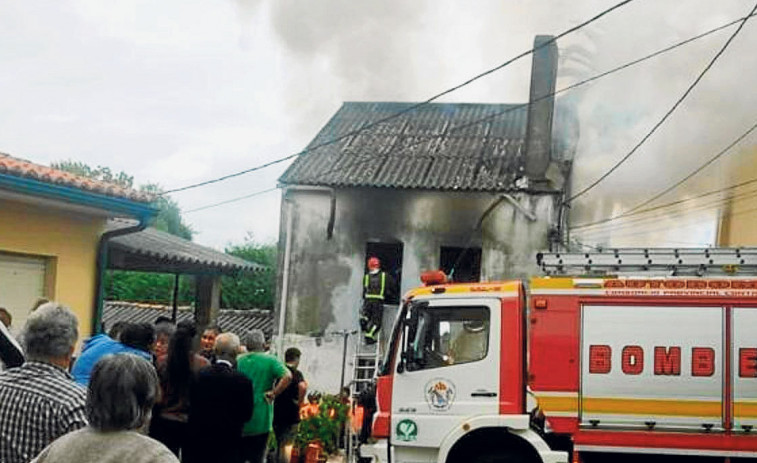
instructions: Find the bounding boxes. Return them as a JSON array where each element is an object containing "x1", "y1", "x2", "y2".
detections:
[{"x1": 367, "y1": 257, "x2": 380, "y2": 270}]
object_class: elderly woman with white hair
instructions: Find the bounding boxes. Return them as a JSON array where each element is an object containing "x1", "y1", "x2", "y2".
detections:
[{"x1": 32, "y1": 354, "x2": 178, "y2": 463}]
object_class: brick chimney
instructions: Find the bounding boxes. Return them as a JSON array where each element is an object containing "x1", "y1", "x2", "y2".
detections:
[{"x1": 524, "y1": 35, "x2": 559, "y2": 183}]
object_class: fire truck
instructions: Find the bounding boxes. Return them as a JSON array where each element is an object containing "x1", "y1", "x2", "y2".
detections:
[{"x1": 359, "y1": 248, "x2": 757, "y2": 463}]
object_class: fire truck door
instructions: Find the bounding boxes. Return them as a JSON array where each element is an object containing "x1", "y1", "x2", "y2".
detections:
[
  {"x1": 391, "y1": 298, "x2": 501, "y2": 452},
  {"x1": 732, "y1": 307, "x2": 757, "y2": 431}
]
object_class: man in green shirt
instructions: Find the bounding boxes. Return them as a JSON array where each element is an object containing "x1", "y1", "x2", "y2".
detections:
[{"x1": 237, "y1": 329, "x2": 292, "y2": 463}]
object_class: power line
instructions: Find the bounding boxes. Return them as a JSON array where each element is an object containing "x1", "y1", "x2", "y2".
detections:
[
  {"x1": 571, "y1": 118, "x2": 757, "y2": 230},
  {"x1": 576, "y1": 187, "x2": 757, "y2": 237},
  {"x1": 574, "y1": 176, "x2": 757, "y2": 232},
  {"x1": 286, "y1": 10, "x2": 757, "y2": 190},
  {"x1": 183, "y1": 187, "x2": 278, "y2": 214},
  {"x1": 177, "y1": 13, "x2": 757, "y2": 215},
  {"x1": 161, "y1": 0, "x2": 635, "y2": 196},
  {"x1": 566, "y1": 2, "x2": 757, "y2": 203}
]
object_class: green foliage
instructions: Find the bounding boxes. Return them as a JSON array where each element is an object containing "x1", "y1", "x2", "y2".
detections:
[
  {"x1": 51, "y1": 160, "x2": 135, "y2": 189},
  {"x1": 221, "y1": 234, "x2": 277, "y2": 309},
  {"x1": 105, "y1": 271, "x2": 194, "y2": 305},
  {"x1": 52, "y1": 160, "x2": 193, "y2": 240},
  {"x1": 139, "y1": 183, "x2": 194, "y2": 240},
  {"x1": 295, "y1": 394, "x2": 351, "y2": 456}
]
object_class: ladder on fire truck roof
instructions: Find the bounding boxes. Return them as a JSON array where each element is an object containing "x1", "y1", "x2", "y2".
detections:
[{"x1": 537, "y1": 248, "x2": 757, "y2": 276}]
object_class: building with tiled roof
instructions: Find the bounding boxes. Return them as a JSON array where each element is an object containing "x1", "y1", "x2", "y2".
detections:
[
  {"x1": 0, "y1": 152, "x2": 153, "y2": 204},
  {"x1": 0, "y1": 152, "x2": 157, "y2": 336},
  {"x1": 274, "y1": 36, "x2": 580, "y2": 393}
]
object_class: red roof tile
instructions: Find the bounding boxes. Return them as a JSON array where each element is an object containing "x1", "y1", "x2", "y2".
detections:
[{"x1": 0, "y1": 152, "x2": 153, "y2": 203}]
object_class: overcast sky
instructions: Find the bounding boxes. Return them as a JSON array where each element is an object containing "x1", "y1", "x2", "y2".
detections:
[{"x1": 1, "y1": 0, "x2": 756, "y2": 249}]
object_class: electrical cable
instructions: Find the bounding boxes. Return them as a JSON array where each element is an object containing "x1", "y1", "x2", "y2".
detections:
[
  {"x1": 183, "y1": 187, "x2": 278, "y2": 214},
  {"x1": 574, "y1": 175, "x2": 757, "y2": 231},
  {"x1": 174, "y1": 11, "x2": 757, "y2": 214},
  {"x1": 576, "y1": 188, "x2": 757, "y2": 238},
  {"x1": 161, "y1": 0, "x2": 635, "y2": 196},
  {"x1": 292, "y1": 11, "x2": 757, "y2": 188},
  {"x1": 566, "y1": 2, "x2": 757, "y2": 203},
  {"x1": 572, "y1": 118, "x2": 757, "y2": 229}
]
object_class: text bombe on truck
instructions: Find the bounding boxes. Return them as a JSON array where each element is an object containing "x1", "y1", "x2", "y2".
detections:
[{"x1": 360, "y1": 249, "x2": 757, "y2": 463}]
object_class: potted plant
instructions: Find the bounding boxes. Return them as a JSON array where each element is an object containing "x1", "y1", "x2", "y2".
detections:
[{"x1": 293, "y1": 393, "x2": 350, "y2": 462}]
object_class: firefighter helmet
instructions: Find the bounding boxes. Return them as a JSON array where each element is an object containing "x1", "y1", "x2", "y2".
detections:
[{"x1": 367, "y1": 256, "x2": 380, "y2": 270}]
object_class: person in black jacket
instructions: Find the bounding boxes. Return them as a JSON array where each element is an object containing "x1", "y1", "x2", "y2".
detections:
[
  {"x1": 0, "y1": 308, "x2": 23, "y2": 370},
  {"x1": 184, "y1": 333, "x2": 253, "y2": 463}
]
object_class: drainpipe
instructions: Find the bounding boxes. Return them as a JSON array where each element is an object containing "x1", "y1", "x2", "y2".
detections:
[
  {"x1": 91, "y1": 217, "x2": 150, "y2": 335},
  {"x1": 277, "y1": 199, "x2": 294, "y2": 356}
]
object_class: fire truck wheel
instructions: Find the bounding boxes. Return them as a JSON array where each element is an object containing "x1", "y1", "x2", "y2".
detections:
[{"x1": 473, "y1": 451, "x2": 528, "y2": 463}]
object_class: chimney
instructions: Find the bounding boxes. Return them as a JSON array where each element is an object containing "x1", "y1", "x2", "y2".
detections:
[{"x1": 524, "y1": 35, "x2": 559, "y2": 183}]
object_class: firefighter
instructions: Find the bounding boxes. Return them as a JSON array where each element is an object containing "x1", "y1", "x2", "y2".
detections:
[{"x1": 360, "y1": 257, "x2": 395, "y2": 344}]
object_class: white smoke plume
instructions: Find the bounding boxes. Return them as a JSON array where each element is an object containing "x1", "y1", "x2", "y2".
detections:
[{"x1": 234, "y1": 0, "x2": 757, "y2": 248}]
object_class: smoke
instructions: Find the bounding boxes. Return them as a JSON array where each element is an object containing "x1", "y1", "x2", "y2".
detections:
[{"x1": 233, "y1": 0, "x2": 757, "y2": 247}]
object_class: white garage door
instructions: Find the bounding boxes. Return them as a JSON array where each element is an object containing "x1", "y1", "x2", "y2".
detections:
[{"x1": 0, "y1": 254, "x2": 46, "y2": 332}]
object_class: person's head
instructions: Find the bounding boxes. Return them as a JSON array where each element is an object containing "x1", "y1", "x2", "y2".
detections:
[
  {"x1": 367, "y1": 256, "x2": 380, "y2": 271},
  {"x1": 0, "y1": 307, "x2": 11, "y2": 328},
  {"x1": 120, "y1": 323, "x2": 156, "y2": 353},
  {"x1": 87, "y1": 354, "x2": 159, "y2": 432},
  {"x1": 108, "y1": 321, "x2": 130, "y2": 341},
  {"x1": 154, "y1": 321, "x2": 176, "y2": 359},
  {"x1": 284, "y1": 347, "x2": 301, "y2": 367},
  {"x1": 201, "y1": 325, "x2": 222, "y2": 353},
  {"x1": 154, "y1": 316, "x2": 172, "y2": 325},
  {"x1": 244, "y1": 329, "x2": 266, "y2": 352},
  {"x1": 214, "y1": 332, "x2": 241, "y2": 363},
  {"x1": 166, "y1": 324, "x2": 197, "y2": 397},
  {"x1": 21, "y1": 302, "x2": 78, "y2": 368}
]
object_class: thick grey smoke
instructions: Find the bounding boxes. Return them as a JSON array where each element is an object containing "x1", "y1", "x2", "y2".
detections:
[{"x1": 236, "y1": 0, "x2": 757, "y2": 248}]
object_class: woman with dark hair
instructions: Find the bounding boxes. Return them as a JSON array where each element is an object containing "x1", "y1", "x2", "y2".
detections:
[
  {"x1": 31, "y1": 354, "x2": 178, "y2": 463},
  {"x1": 149, "y1": 321, "x2": 209, "y2": 457}
]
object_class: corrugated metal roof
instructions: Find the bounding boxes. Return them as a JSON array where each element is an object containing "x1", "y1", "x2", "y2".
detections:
[
  {"x1": 103, "y1": 301, "x2": 274, "y2": 338},
  {"x1": 279, "y1": 102, "x2": 547, "y2": 191},
  {"x1": 107, "y1": 224, "x2": 265, "y2": 274}
]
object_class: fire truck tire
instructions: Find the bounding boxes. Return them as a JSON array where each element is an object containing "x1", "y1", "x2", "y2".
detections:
[{"x1": 473, "y1": 451, "x2": 529, "y2": 463}]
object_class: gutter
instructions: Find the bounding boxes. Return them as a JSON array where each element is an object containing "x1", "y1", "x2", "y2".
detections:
[
  {"x1": 0, "y1": 173, "x2": 155, "y2": 218},
  {"x1": 91, "y1": 216, "x2": 153, "y2": 335}
]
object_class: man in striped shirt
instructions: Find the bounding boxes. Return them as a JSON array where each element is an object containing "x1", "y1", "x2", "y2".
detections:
[{"x1": 0, "y1": 302, "x2": 87, "y2": 463}]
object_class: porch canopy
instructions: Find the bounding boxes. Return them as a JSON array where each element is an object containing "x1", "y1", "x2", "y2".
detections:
[{"x1": 104, "y1": 222, "x2": 266, "y2": 328}]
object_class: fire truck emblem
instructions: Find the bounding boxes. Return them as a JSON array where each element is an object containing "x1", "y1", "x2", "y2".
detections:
[
  {"x1": 425, "y1": 379, "x2": 456, "y2": 411},
  {"x1": 396, "y1": 419, "x2": 418, "y2": 442}
]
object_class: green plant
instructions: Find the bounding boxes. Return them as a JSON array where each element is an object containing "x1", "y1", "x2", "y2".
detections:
[{"x1": 294, "y1": 393, "x2": 350, "y2": 456}]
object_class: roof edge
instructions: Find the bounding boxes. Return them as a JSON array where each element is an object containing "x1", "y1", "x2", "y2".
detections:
[{"x1": 0, "y1": 173, "x2": 157, "y2": 220}]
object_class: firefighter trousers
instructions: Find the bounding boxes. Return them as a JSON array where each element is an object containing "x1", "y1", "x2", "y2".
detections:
[{"x1": 361, "y1": 300, "x2": 384, "y2": 343}]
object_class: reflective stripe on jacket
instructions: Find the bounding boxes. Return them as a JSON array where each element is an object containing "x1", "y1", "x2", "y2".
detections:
[{"x1": 364, "y1": 272, "x2": 386, "y2": 300}]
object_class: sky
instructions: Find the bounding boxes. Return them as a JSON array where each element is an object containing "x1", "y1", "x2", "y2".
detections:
[{"x1": 1, "y1": 0, "x2": 756, "y2": 250}]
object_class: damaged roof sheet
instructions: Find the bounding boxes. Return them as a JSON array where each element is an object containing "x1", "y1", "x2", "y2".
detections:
[{"x1": 280, "y1": 102, "x2": 535, "y2": 191}]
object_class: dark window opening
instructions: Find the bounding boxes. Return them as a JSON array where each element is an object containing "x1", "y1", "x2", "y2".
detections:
[
  {"x1": 365, "y1": 242, "x2": 403, "y2": 305},
  {"x1": 440, "y1": 246, "x2": 481, "y2": 283}
]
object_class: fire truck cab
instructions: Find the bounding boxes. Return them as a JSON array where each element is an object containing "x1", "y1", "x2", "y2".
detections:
[{"x1": 361, "y1": 249, "x2": 757, "y2": 463}]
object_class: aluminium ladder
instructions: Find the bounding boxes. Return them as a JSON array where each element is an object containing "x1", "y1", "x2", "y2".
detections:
[{"x1": 538, "y1": 247, "x2": 757, "y2": 276}]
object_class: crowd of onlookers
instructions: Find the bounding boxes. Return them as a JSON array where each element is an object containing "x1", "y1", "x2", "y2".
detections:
[{"x1": 0, "y1": 302, "x2": 308, "y2": 463}]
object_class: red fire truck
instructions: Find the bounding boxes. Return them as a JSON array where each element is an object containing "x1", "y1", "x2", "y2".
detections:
[{"x1": 360, "y1": 249, "x2": 757, "y2": 463}]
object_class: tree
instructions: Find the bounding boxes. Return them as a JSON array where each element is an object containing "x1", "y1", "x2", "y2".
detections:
[
  {"x1": 221, "y1": 234, "x2": 277, "y2": 309},
  {"x1": 52, "y1": 160, "x2": 193, "y2": 240}
]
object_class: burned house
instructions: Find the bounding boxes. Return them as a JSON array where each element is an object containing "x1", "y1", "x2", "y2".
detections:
[{"x1": 275, "y1": 36, "x2": 578, "y2": 392}]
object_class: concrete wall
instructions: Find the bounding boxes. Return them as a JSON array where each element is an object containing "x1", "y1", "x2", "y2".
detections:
[
  {"x1": 275, "y1": 187, "x2": 558, "y2": 393},
  {"x1": 0, "y1": 198, "x2": 105, "y2": 338}
]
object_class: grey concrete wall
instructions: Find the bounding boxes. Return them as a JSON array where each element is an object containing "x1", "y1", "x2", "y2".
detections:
[{"x1": 274, "y1": 186, "x2": 558, "y2": 392}]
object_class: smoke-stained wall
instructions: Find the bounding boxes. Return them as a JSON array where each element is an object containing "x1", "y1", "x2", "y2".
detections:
[{"x1": 275, "y1": 186, "x2": 558, "y2": 392}]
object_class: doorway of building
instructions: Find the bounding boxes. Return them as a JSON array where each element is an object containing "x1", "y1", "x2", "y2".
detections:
[
  {"x1": 440, "y1": 246, "x2": 482, "y2": 283},
  {"x1": 365, "y1": 242, "x2": 403, "y2": 305}
]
